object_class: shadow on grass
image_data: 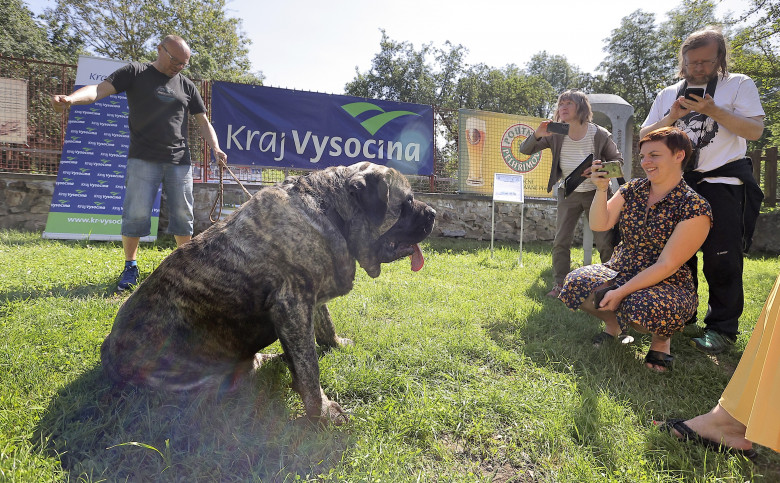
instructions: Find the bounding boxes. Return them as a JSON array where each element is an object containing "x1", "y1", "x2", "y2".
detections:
[
  {"x1": 484, "y1": 279, "x2": 780, "y2": 480},
  {"x1": 0, "y1": 282, "x2": 125, "y2": 304},
  {"x1": 33, "y1": 360, "x2": 351, "y2": 481},
  {"x1": 425, "y1": 237, "x2": 551, "y2": 256}
]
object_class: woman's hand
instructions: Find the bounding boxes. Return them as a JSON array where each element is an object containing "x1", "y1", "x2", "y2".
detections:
[
  {"x1": 588, "y1": 160, "x2": 611, "y2": 192},
  {"x1": 534, "y1": 120, "x2": 552, "y2": 138},
  {"x1": 598, "y1": 286, "x2": 626, "y2": 311}
]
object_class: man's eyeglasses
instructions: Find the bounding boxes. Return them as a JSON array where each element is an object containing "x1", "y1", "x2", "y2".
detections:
[
  {"x1": 161, "y1": 44, "x2": 190, "y2": 69},
  {"x1": 684, "y1": 59, "x2": 717, "y2": 68}
]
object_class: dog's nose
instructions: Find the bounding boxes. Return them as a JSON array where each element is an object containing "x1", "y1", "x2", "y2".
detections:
[{"x1": 425, "y1": 205, "x2": 436, "y2": 220}]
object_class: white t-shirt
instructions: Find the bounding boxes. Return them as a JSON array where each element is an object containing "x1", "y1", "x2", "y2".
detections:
[
  {"x1": 559, "y1": 123, "x2": 597, "y2": 192},
  {"x1": 642, "y1": 73, "x2": 764, "y2": 184}
]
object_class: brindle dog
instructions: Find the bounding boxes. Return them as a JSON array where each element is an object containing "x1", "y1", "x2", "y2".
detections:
[{"x1": 101, "y1": 162, "x2": 436, "y2": 423}]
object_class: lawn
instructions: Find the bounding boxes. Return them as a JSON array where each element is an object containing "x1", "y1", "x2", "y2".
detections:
[{"x1": 1, "y1": 229, "x2": 779, "y2": 482}]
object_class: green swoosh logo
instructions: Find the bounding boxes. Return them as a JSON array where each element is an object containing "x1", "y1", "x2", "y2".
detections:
[{"x1": 341, "y1": 102, "x2": 420, "y2": 135}]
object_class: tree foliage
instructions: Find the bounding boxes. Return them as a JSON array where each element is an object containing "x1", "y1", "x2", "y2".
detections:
[
  {"x1": 597, "y1": 10, "x2": 669, "y2": 127},
  {"x1": 346, "y1": 30, "x2": 558, "y2": 175},
  {"x1": 48, "y1": 0, "x2": 262, "y2": 84},
  {"x1": 0, "y1": 0, "x2": 80, "y2": 62},
  {"x1": 658, "y1": 0, "x2": 721, "y2": 71},
  {"x1": 525, "y1": 51, "x2": 586, "y2": 116},
  {"x1": 729, "y1": 0, "x2": 780, "y2": 145}
]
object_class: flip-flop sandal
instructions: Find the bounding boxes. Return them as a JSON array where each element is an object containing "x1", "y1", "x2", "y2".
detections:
[
  {"x1": 645, "y1": 350, "x2": 674, "y2": 372},
  {"x1": 592, "y1": 331, "x2": 616, "y2": 347},
  {"x1": 657, "y1": 419, "x2": 758, "y2": 461},
  {"x1": 592, "y1": 331, "x2": 634, "y2": 347}
]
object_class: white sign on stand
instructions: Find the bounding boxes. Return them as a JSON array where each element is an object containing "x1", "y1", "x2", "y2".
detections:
[{"x1": 491, "y1": 173, "x2": 525, "y2": 266}]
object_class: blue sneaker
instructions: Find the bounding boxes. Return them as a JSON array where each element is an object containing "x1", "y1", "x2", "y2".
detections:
[{"x1": 117, "y1": 265, "x2": 139, "y2": 291}]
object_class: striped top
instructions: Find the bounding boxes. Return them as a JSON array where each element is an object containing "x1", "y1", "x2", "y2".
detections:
[{"x1": 559, "y1": 123, "x2": 597, "y2": 193}]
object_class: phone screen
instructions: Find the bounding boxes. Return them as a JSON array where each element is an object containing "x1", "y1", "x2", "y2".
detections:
[
  {"x1": 684, "y1": 88, "x2": 705, "y2": 101},
  {"x1": 547, "y1": 122, "x2": 569, "y2": 135},
  {"x1": 598, "y1": 162, "x2": 623, "y2": 178}
]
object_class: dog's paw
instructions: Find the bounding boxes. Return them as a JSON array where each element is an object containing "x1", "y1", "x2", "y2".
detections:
[
  {"x1": 336, "y1": 337, "x2": 354, "y2": 347},
  {"x1": 322, "y1": 399, "x2": 350, "y2": 425}
]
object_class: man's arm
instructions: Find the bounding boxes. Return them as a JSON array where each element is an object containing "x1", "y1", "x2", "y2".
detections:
[
  {"x1": 684, "y1": 94, "x2": 765, "y2": 140},
  {"x1": 194, "y1": 113, "x2": 227, "y2": 166},
  {"x1": 51, "y1": 80, "x2": 117, "y2": 112},
  {"x1": 639, "y1": 96, "x2": 689, "y2": 139}
]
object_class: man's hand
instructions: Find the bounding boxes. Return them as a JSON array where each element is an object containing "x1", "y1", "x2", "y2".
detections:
[
  {"x1": 669, "y1": 97, "x2": 692, "y2": 120},
  {"x1": 679, "y1": 93, "x2": 716, "y2": 116},
  {"x1": 213, "y1": 148, "x2": 227, "y2": 167},
  {"x1": 51, "y1": 94, "x2": 72, "y2": 113}
]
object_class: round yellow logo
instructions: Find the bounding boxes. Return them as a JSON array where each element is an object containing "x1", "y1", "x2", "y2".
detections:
[{"x1": 501, "y1": 123, "x2": 541, "y2": 173}]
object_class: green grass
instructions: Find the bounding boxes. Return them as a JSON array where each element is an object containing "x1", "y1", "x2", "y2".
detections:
[{"x1": 1, "y1": 229, "x2": 779, "y2": 482}]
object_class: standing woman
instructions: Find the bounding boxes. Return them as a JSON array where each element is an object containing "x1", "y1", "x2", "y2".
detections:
[
  {"x1": 519, "y1": 90, "x2": 623, "y2": 298},
  {"x1": 559, "y1": 127, "x2": 712, "y2": 372}
]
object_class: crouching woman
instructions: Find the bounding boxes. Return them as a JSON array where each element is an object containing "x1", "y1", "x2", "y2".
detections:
[{"x1": 558, "y1": 127, "x2": 712, "y2": 372}]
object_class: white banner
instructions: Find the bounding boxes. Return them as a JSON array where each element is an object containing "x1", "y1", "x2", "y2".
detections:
[{"x1": 0, "y1": 78, "x2": 28, "y2": 144}]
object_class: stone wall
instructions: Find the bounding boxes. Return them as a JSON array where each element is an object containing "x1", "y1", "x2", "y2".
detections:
[
  {"x1": 0, "y1": 174, "x2": 55, "y2": 232},
  {"x1": 3, "y1": 172, "x2": 780, "y2": 253}
]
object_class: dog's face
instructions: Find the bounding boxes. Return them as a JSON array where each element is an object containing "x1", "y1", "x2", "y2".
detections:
[{"x1": 344, "y1": 162, "x2": 435, "y2": 278}]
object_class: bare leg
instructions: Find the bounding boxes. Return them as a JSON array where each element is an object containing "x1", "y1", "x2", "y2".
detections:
[
  {"x1": 670, "y1": 403, "x2": 753, "y2": 451},
  {"x1": 174, "y1": 235, "x2": 191, "y2": 247},
  {"x1": 580, "y1": 283, "x2": 621, "y2": 337},
  {"x1": 646, "y1": 333, "x2": 671, "y2": 372},
  {"x1": 122, "y1": 235, "x2": 140, "y2": 261}
]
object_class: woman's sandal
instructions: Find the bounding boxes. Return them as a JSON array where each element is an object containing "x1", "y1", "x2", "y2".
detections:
[
  {"x1": 592, "y1": 331, "x2": 635, "y2": 347},
  {"x1": 657, "y1": 418, "x2": 758, "y2": 461},
  {"x1": 645, "y1": 350, "x2": 674, "y2": 372}
]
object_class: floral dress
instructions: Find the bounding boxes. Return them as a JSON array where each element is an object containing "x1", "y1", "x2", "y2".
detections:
[{"x1": 558, "y1": 178, "x2": 713, "y2": 337}]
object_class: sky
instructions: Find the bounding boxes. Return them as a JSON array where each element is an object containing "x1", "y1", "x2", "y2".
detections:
[{"x1": 25, "y1": 0, "x2": 751, "y2": 95}]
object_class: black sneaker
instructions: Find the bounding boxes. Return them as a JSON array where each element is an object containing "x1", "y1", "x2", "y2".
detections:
[{"x1": 117, "y1": 265, "x2": 139, "y2": 291}]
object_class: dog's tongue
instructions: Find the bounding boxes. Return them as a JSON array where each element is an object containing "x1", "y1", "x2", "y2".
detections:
[{"x1": 410, "y1": 243, "x2": 424, "y2": 272}]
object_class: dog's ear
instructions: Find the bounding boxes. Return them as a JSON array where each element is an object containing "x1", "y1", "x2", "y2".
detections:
[{"x1": 349, "y1": 171, "x2": 388, "y2": 226}]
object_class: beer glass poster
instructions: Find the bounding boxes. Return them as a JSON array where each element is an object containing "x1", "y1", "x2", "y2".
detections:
[{"x1": 458, "y1": 109, "x2": 552, "y2": 198}]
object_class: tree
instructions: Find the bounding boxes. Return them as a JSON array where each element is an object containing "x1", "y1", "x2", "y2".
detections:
[
  {"x1": 48, "y1": 0, "x2": 262, "y2": 83},
  {"x1": 346, "y1": 32, "x2": 467, "y2": 177},
  {"x1": 729, "y1": 0, "x2": 780, "y2": 146},
  {"x1": 658, "y1": 0, "x2": 721, "y2": 73},
  {"x1": 526, "y1": 52, "x2": 584, "y2": 93},
  {"x1": 345, "y1": 30, "x2": 443, "y2": 106},
  {"x1": 597, "y1": 10, "x2": 670, "y2": 129},
  {"x1": 346, "y1": 31, "x2": 559, "y2": 176},
  {"x1": 524, "y1": 52, "x2": 585, "y2": 117},
  {"x1": 0, "y1": 0, "x2": 80, "y2": 62}
]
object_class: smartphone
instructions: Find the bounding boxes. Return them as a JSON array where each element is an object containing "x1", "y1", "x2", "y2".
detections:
[
  {"x1": 546, "y1": 122, "x2": 570, "y2": 135},
  {"x1": 684, "y1": 87, "x2": 705, "y2": 101},
  {"x1": 597, "y1": 161, "x2": 623, "y2": 178}
]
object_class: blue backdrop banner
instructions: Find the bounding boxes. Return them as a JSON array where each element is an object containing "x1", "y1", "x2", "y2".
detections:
[
  {"x1": 211, "y1": 82, "x2": 434, "y2": 175},
  {"x1": 43, "y1": 55, "x2": 160, "y2": 241}
]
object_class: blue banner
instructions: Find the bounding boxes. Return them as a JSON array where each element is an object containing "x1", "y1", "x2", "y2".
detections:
[
  {"x1": 43, "y1": 56, "x2": 160, "y2": 241},
  {"x1": 211, "y1": 82, "x2": 434, "y2": 175}
]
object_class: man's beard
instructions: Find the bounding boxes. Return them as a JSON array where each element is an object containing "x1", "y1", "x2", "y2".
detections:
[{"x1": 684, "y1": 70, "x2": 719, "y2": 86}]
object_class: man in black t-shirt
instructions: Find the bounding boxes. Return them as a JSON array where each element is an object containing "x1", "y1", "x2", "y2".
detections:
[{"x1": 53, "y1": 35, "x2": 227, "y2": 291}]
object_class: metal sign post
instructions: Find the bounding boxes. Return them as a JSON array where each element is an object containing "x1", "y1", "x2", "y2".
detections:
[{"x1": 490, "y1": 173, "x2": 525, "y2": 266}]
